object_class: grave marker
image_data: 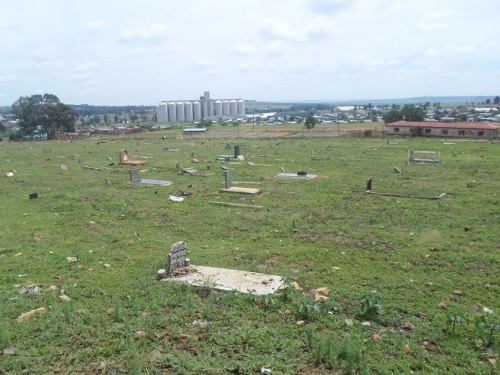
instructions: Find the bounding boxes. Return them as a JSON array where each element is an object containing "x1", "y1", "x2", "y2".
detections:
[
  {"x1": 225, "y1": 170, "x2": 232, "y2": 188},
  {"x1": 166, "y1": 241, "x2": 189, "y2": 275},
  {"x1": 119, "y1": 149, "x2": 146, "y2": 166}
]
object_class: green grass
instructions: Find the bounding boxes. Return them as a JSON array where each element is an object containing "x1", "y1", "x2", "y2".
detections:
[{"x1": 0, "y1": 132, "x2": 498, "y2": 374}]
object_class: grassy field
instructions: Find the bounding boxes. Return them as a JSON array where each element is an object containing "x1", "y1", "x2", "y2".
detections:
[{"x1": 0, "y1": 129, "x2": 498, "y2": 374}]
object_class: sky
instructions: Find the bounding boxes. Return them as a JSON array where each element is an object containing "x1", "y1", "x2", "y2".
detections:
[{"x1": 1, "y1": 0, "x2": 499, "y2": 106}]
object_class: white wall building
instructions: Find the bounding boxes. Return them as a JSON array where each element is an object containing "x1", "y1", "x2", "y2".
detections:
[{"x1": 156, "y1": 91, "x2": 245, "y2": 123}]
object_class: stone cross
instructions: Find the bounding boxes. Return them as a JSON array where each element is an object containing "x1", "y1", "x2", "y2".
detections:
[{"x1": 166, "y1": 241, "x2": 188, "y2": 275}]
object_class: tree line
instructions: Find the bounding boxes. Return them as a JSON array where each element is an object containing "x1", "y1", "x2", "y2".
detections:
[{"x1": 11, "y1": 94, "x2": 78, "y2": 140}]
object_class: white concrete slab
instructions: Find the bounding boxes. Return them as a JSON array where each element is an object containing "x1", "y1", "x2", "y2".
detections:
[
  {"x1": 274, "y1": 173, "x2": 317, "y2": 179},
  {"x1": 140, "y1": 179, "x2": 172, "y2": 186},
  {"x1": 166, "y1": 265, "x2": 284, "y2": 295}
]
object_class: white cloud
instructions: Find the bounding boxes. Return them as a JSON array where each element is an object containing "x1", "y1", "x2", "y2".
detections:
[
  {"x1": 238, "y1": 59, "x2": 260, "y2": 72},
  {"x1": 86, "y1": 20, "x2": 111, "y2": 32},
  {"x1": 71, "y1": 61, "x2": 98, "y2": 82},
  {"x1": 195, "y1": 58, "x2": 220, "y2": 76},
  {"x1": 119, "y1": 23, "x2": 174, "y2": 44},
  {"x1": 259, "y1": 17, "x2": 333, "y2": 43},
  {"x1": 233, "y1": 43, "x2": 255, "y2": 55},
  {"x1": 0, "y1": 74, "x2": 17, "y2": 83},
  {"x1": 308, "y1": 0, "x2": 352, "y2": 15}
]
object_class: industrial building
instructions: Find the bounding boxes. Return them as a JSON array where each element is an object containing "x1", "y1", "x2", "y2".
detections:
[{"x1": 156, "y1": 91, "x2": 245, "y2": 123}]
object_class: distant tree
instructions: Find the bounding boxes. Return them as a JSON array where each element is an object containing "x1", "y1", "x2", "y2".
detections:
[
  {"x1": 11, "y1": 93, "x2": 77, "y2": 139},
  {"x1": 486, "y1": 99, "x2": 491, "y2": 104},
  {"x1": 94, "y1": 115, "x2": 101, "y2": 125},
  {"x1": 494, "y1": 96, "x2": 500, "y2": 104},
  {"x1": 383, "y1": 109, "x2": 401, "y2": 124},
  {"x1": 114, "y1": 114, "x2": 119, "y2": 123},
  {"x1": 459, "y1": 114, "x2": 467, "y2": 122},
  {"x1": 103, "y1": 114, "x2": 110, "y2": 125},
  {"x1": 400, "y1": 104, "x2": 425, "y2": 122},
  {"x1": 304, "y1": 115, "x2": 317, "y2": 130},
  {"x1": 130, "y1": 114, "x2": 139, "y2": 123},
  {"x1": 152, "y1": 113, "x2": 157, "y2": 122}
]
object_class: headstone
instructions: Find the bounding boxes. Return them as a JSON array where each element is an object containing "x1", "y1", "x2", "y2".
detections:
[
  {"x1": 234, "y1": 144, "x2": 240, "y2": 158},
  {"x1": 120, "y1": 149, "x2": 129, "y2": 163},
  {"x1": 166, "y1": 241, "x2": 188, "y2": 275},
  {"x1": 366, "y1": 177, "x2": 373, "y2": 191},
  {"x1": 225, "y1": 170, "x2": 232, "y2": 188},
  {"x1": 130, "y1": 169, "x2": 141, "y2": 183}
]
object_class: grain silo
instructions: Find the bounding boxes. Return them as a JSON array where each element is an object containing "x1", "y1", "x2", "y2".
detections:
[
  {"x1": 167, "y1": 102, "x2": 177, "y2": 122},
  {"x1": 230, "y1": 100, "x2": 237, "y2": 116},
  {"x1": 237, "y1": 100, "x2": 245, "y2": 115},
  {"x1": 184, "y1": 102, "x2": 193, "y2": 122},
  {"x1": 214, "y1": 100, "x2": 222, "y2": 117},
  {"x1": 157, "y1": 102, "x2": 167, "y2": 123},
  {"x1": 222, "y1": 100, "x2": 230, "y2": 116},
  {"x1": 208, "y1": 100, "x2": 214, "y2": 118},
  {"x1": 176, "y1": 102, "x2": 185, "y2": 122},
  {"x1": 193, "y1": 101, "x2": 201, "y2": 121}
]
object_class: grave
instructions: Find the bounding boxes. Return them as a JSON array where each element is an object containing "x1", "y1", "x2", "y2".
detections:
[
  {"x1": 407, "y1": 149, "x2": 442, "y2": 164},
  {"x1": 275, "y1": 172, "x2": 318, "y2": 179},
  {"x1": 119, "y1": 149, "x2": 146, "y2": 166},
  {"x1": 365, "y1": 176, "x2": 445, "y2": 200},
  {"x1": 129, "y1": 169, "x2": 172, "y2": 186},
  {"x1": 219, "y1": 170, "x2": 261, "y2": 195},
  {"x1": 159, "y1": 241, "x2": 284, "y2": 294},
  {"x1": 168, "y1": 266, "x2": 285, "y2": 295},
  {"x1": 218, "y1": 144, "x2": 245, "y2": 161}
]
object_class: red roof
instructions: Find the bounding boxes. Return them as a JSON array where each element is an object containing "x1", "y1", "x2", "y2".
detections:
[{"x1": 386, "y1": 121, "x2": 499, "y2": 130}]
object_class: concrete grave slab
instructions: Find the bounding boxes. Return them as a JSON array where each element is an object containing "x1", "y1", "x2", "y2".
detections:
[
  {"x1": 140, "y1": 179, "x2": 172, "y2": 186},
  {"x1": 275, "y1": 172, "x2": 318, "y2": 179},
  {"x1": 166, "y1": 265, "x2": 284, "y2": 295},
  {"x1": 219, "y1": 186, "x2": 261, "y2": 194},
  {"x1": 130, "y1": 169, "x2": 172, "y2": 186}
]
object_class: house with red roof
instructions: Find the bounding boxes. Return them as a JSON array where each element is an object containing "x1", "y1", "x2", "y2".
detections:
[{"x1": 385, "y1": 121, "x2": 499, "y2": 138}]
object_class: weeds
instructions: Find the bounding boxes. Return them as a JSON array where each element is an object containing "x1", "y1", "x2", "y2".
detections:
[
  {"x1": 298, "y1": 298, "x2": 321, "y2": 321},
  {"x1": 0, "y1": 321, "x2": 11, "y2": 349},
  {"x1": 359, "y1": 292, "x2": 382, "y2": 320},
  {"x1": 446, "y1": 312, "x2": 468, "y2": 335}
]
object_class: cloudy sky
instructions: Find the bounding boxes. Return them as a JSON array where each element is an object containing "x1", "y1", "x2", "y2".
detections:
[{"x1": 1, "y1": 0, "x2": 498, "y2": 106}]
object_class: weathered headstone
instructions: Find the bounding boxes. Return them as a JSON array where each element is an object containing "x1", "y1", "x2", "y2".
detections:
[
  {"x1": 166, "y1": 241, "x2": 188, "y2": 275},
  {"x1": 225, "y1": 170, "x2": 232, "y2": 188},
  {"x1": 130, "y1": 169, "x2": 141, "y2": 183},
  {"x1": 366, "y1": 177, "x2": 373, "y2": 191},
  {"x1": 234, "y1": 144, "x2": 240, "y2": 158}
]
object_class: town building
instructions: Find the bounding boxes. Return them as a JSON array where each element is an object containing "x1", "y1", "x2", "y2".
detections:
[{"x1": 385, "y1": 121, "x2": 498, "y2": 138}]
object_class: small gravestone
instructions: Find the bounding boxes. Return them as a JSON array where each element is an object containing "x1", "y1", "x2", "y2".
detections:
[
  {"x1": 225, "y1": 170, "x2": 232, "y2": 188},
  {"x1": 130, "y1": 169, "x2": 141, "y2": 183},
  {"x1": 166, "y1": 241, "x2": 189, "y2": 275}
]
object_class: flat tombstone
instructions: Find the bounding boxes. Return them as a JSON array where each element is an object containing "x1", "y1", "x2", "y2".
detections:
[{"x1": 167, "y1": 241, "x2": 188, "y2": 275}]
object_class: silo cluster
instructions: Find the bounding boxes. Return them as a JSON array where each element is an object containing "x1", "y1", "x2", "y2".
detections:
[{"x1": 156, "y1": 91, "x2": 246, "y2": 123}]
